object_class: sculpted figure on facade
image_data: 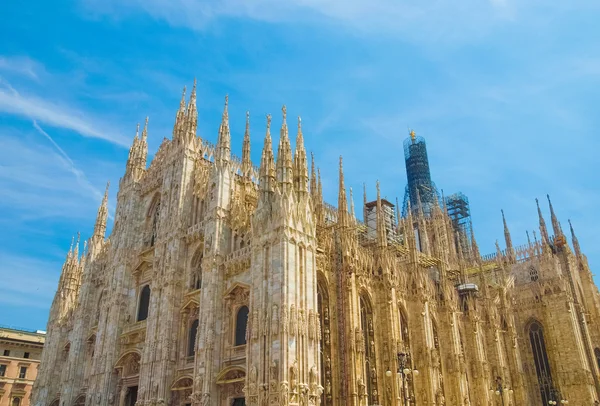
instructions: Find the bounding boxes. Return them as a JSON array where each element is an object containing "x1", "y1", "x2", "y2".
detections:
[{"x1": 31, "y1": 84, "x2": 600, "y2": 406}]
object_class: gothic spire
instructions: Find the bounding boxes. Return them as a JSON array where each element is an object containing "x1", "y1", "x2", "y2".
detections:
[
  {"x1": 216, "y1": 95, "x2": 230, "y2": 163},
  {"x1": 294, "y1": 116, "x2": 308, "y2": 195},
  {"x1": 139, "y1": 117, "x2": 149, "y2": 169},
  {"x1": 547, "y1": 194, "x2": 563, "y2": 237},
  {"x1": 310, "y1": 152, "x2": 317, "y2": 200},
  {"x1": 259, "y1": 114, "x2": 275, "y2": 197},
  {"x1": 376, "y1": 181, "x2": 387, "y2": 247},
  {"x1": 501, "y1": 209, "x2": 513, "y2": 258},
  {"x1": 415, "y1": 188, "x2": 424, "y2": 219},
  {"x1": 125, "y1": 123, "x2": 140, "y2": 177},
  {"x1": 470, "y1": 220, "x2": 480, "y2": 262},
  {"x1": 276, "y1": 105, "x2": 293, "y2": 193},
  {"x1": 242, "y1": 111, "x2": 251, "y2": 176},
  {"x1": 93, "y1": 182, "x2": 109, "y2": 241},
  {"x1": 317, "y1": 168, "x2": 323, "y2": 204},
  {"x1": 173, "y1": 85, "x2": 186, "y2": 140},
  {"x1": 338, "y1": 156, "x2": 348, "y2": 227},
  {"x1": 536, "y1": 198, "x2": 550, "y2": 245},
  {"x1": 568, "y1": 219, "x2": 582, "y2": 260},
  {"x1": 73, "y1": 232, "x2": 80, "y2": 260},
  {"x1": 185, "y1": 79, "x2": 198, "y2": 143}
]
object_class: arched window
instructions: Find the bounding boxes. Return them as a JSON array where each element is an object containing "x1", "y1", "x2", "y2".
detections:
[
  {"x1": 528, "y1": 320, "x2": 554, "y2": 404},
  {"x1": 137, "y1": 285, "x2": 151, "y2": 322},
  {"x1": 191, "y1": 251, "x2": 203, "y2": 290},
  {"x1": 188, "y1": 319, "x2": 199, "y2": 357},
  {"x1": 235, "y1": 306, "x2": 249, "y2": 346}
]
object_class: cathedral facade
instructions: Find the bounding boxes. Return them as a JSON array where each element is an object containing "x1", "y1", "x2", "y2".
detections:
[{"x1": 32, "y1": 83, "x2": 600, "y2": 406}]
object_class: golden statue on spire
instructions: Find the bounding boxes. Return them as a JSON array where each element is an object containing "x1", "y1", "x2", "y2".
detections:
[{"x1": 410, "y1": 129, "x2": 416, "y2": 141}]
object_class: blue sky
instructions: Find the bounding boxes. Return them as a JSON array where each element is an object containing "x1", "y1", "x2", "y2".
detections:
[{"x1": 1, "y1": 0, "x2": 599, "y2": 330}]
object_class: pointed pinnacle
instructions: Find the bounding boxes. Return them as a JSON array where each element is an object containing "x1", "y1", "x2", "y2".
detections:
[
  {"x1": 103, "y1": 181, "x2": 110, "y2": 201},
  {"x1": 142, "y1": 117, "x2": 149, "y2": 141},
  {"x1": 68, "y1": 235, "x2": 75, "y2": 257},
  {"x1": 282, "y1": 105, "x2": 287, "y2": 124},
  {"x1": 179, "y1": 86, "x2": 187, "y2": 109}
]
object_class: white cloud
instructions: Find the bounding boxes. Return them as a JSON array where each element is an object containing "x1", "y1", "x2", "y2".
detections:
[
  {"x1": 79, "y1": 0, "x2": 598, "y2": 44},
  {"x1": 0, "y1": 80, "x2": 130, "y2": 147},
  {"x1": 0, "y1": 130, "x2": 115, "y2": 221},
  {"x1": 0, "y1": 56, "x2": 42, "y2": 80}
]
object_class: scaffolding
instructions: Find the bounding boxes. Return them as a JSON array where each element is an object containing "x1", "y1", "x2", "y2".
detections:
[
  {"x1": 402, "y1": 132, "x2": 439, "y2": 216},
  {"x1": 445, "y1": 192, "x2": 472, "y2": 256}
]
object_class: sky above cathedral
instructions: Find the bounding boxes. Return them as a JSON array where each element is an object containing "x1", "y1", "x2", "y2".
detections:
[{"x1": 1, "y1": 0, "x2": 600, "y2": 330}]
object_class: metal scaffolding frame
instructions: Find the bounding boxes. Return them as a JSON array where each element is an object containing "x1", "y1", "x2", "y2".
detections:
[{"x1": 445, "y1": 192, "x2": 472, "y2": 256}]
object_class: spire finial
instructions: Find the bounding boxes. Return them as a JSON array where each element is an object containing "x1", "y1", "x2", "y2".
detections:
[
  {"x1": 568, "y1": 219, "x2": 582, "y2": 259},
  {"x1": 68, "y1": 235, "x2": 75, "y2": 258},
  {"x1": 536, "y1": 197, "x2": 550, "y2": 245},
  {"x1": 470, "y1": 220, "x2": 480, "y2": 261},
  {"x1": 267, "y1": 113, "x2": 272, "y2": 132},
  {"x1": 501, "y1": 209, "x2": 514, "y2": 260},
  {"x1": 179, "y1": 85, "x2": 186, "y2": 109},
  {"x1": 142, "y1": 117, "x2": 149, "y2": 141},
  {"x1": 74, "y1": 231, "x2": 81, "y2": 257},
  {"x1": 547, "y1": 194, "x2": 562, "y2": 237},
  {"x1": 282, "y1": 105, "x2": 287, "y2": 123},
  {"x1": 246, "y1": 110, "x2": 250, "y2": 126},
  {"x1": 410, "y1": 129, "x2": 416, "y2": 141},
  {"x1": 135, "y1": 122, "x2": 140, "y2": 139}
]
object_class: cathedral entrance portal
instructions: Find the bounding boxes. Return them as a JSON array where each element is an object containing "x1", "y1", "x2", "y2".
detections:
[{"x1": 231, "y1": 398, "x2": 245, "y2": 406}]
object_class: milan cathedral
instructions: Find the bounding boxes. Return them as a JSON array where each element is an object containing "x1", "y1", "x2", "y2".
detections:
[{"x1": 32, "y1": 82, "x2": 600, "y2": 406}]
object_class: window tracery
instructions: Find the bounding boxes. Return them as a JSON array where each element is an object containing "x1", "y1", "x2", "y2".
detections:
[{"x1": 528, "y1": 320, "x2": 554, "y2": 404}]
